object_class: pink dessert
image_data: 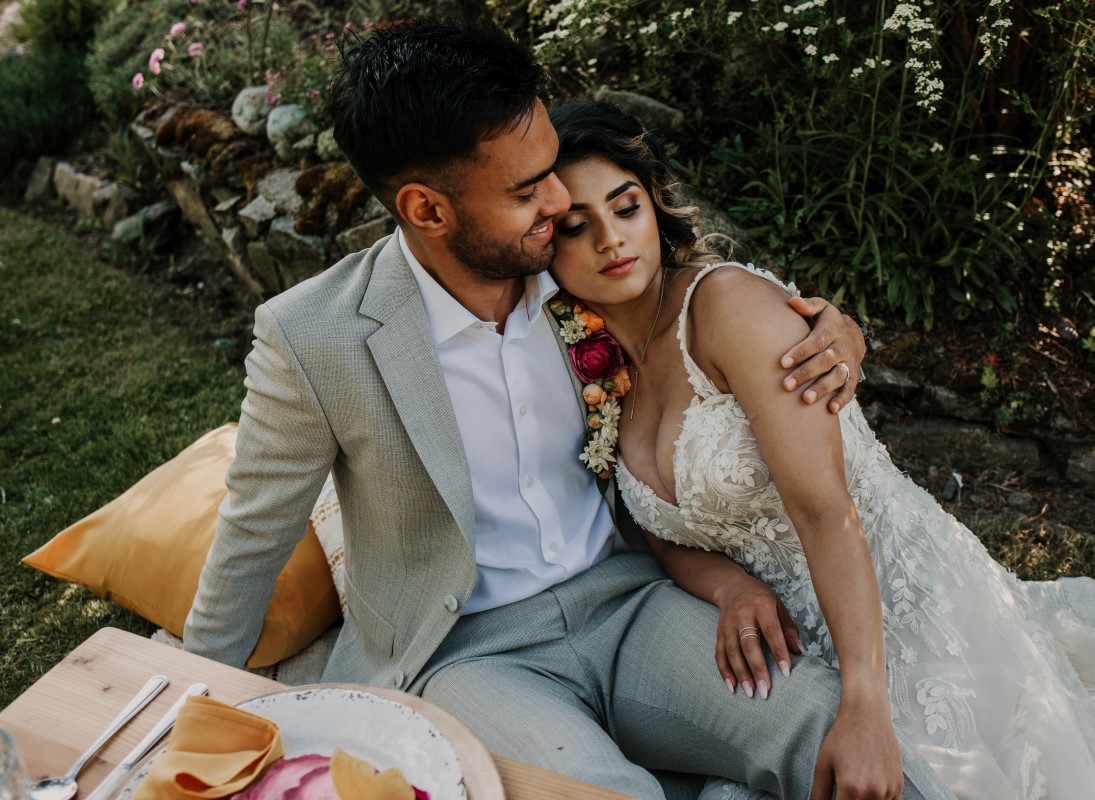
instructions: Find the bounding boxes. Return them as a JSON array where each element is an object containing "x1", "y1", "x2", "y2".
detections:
[{"x1": 232, "y1": 753, "x2": 431, "y2": 799}]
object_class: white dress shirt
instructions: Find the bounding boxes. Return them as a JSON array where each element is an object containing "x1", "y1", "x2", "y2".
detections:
[{"x1": 399, "y1": 232, "x2": 624, "y2": 613}]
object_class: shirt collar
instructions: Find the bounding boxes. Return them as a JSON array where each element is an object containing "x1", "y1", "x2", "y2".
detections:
[{"x1": 399, "y1": 229, "x2": 560, "y2": 345}]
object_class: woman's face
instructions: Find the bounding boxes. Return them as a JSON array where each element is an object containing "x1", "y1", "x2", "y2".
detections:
[{"x1": 550, "y1": 155, "x2": 663, "y2": 308}]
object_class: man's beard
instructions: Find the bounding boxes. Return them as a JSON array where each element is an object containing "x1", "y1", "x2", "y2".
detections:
[{"x1": 449, "y1": 207, "x2": 555, "y2": 281}]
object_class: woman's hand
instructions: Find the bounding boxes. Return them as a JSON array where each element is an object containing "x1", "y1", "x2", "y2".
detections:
[
  {"x1": 810, "y1": 696, "x2": 903, "y2": 800},
  {"x1": 712, "y1": 570, "x2": 802, "y2": 698},
  {"x1": 781, "y1": 296, "x2": 866, "y2": 414}
]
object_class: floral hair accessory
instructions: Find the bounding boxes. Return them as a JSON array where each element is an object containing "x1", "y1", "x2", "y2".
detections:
[{"x1": 549, "y1": 294, "x2": 631, "y2": 482}]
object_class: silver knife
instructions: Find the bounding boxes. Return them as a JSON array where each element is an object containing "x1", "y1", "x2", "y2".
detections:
[{"x1": 84, "y1": 682, "x2": 209, "y2": 800}]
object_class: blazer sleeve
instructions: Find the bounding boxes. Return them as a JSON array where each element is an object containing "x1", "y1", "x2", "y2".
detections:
[{"x1": 183, "y1": 303, "x2": 338, "y2": 666}]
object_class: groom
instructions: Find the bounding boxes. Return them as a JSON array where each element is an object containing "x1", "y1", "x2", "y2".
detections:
[{"x1": 184, "y1": 16, "x2": 950, "y2": 800}]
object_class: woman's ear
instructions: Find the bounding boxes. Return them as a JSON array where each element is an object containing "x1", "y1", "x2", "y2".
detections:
[{"x1": 395, "y1": 183, "x2": 454, "y2": 238}]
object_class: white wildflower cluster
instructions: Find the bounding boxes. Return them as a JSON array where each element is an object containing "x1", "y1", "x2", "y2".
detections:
[
  {"x1": 849, "y1": 56, "x2": 893, "y2": 79},
  {"x1": 883, "y1": 1, "x2": 944, "y2": 112},
  {"x1": 726, "y1": 11, "x2": 743, "y2": 26},
  {"x1": 535, "y1": 0, "x2": 610, "y2": 50},
  {"x1": 976, "y1": 0, "x2": 1013, "y2": 68}
]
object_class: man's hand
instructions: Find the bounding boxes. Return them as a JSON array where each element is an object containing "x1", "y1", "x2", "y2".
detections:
[
  {"x1": 781, "y1": 297, "x2": 866, "y2": 414},
  {"x1": 810, "y1": 701, "x2": 903, "y2": 800},
  {"x1": 712, "y1": 569, "x2": 802, "y2": 699}
]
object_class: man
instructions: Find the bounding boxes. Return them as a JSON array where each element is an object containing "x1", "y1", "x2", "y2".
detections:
[{"x1": 184, "y1": 17, "x2": 951, "y2": 800}]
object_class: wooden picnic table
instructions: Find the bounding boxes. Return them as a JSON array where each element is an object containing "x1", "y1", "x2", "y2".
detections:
[{"x1": 0, "y1": 627, "x2": 633, "y2": 799}]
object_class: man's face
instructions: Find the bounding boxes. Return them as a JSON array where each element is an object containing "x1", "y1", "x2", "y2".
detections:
[{"x1": 446, "y1": 100, "x2": 571, "y2": 280}]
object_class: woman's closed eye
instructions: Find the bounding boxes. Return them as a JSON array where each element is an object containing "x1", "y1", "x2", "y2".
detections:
[{"x1": 557, "y1": 203, "x2": 642, "y2": 237}]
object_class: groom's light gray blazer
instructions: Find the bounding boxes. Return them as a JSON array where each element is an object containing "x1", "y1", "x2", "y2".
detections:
[{"x1": 183, "y1": 233, "x2": 642, "y2": 686}]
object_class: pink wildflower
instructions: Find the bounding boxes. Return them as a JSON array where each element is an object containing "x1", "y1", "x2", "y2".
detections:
[
  {"x1": 237, "y1": 0, "x2": 245, "y2": 8},
  {"x1": 344, "y1": 22, "x2": 353, "y2": 30},
  {"x1": 132, "y1": 72, "x2": 144, "y2": 90},
  {"x1": 188, "y1": 42, "x2": 204, "y2": 56},
  {"x1": 149, "y1": 48, "x2": 165, "y2": 75},
  {"x1": 169, "y1": 22, "x2": 186, "y2": 37},
  {"x1": 307, "y1": 89, "x2": 321, "y2": 97},
  {"x1": 267, "y1": 93, "x2": 278, "y2": 106},
  {"x1": 324, "y1": 32, "x2": 335, "y2": 40}
]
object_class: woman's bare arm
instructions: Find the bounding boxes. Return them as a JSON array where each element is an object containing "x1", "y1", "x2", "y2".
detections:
[{"x1": 689, "y1": 268, "x2": 901, "y2": 800}]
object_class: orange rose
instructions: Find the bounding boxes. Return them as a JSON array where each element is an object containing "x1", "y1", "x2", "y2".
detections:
[
  {"x1": 610, "y1": 366, "x2": 632, "y2": 397},
  {"x1": 575, "y1": 310, "x2": 605, "y2": 333},
  {"x1": 583, "y1": 383, "x2": 609, "y2": 407}
]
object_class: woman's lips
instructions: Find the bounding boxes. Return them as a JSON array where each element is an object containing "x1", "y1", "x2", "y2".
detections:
[{"x1": 600, "y1": 257, "x2": 636, "y2": 276}]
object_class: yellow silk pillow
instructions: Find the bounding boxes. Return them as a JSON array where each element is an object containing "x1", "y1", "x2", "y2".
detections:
[{"x1": 22, "y1": 423, "x2": 341, "y2": 667}]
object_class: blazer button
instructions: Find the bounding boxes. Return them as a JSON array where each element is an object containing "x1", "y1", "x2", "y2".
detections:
[
  {"x1": 392, "y1": 670, "x2": 405, "y2": 688},
  {"x1": 443, "y1": 594, "x2": 460, "y2": 613}
]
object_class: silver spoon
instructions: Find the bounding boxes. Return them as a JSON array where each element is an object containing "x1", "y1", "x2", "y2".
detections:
[{"x1": 30, "y1": 675, "x2": 169, "y2": 800}]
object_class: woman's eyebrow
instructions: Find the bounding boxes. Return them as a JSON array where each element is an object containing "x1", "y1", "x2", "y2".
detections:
[{"x1": 569, "y1": 181, "x2": 639, "y2": 211}]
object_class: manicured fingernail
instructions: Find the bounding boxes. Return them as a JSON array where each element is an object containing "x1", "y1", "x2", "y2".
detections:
[
  {"x1": 779, "y1": 660, "x2": 790, "y2": 677},
  {"x1": 742, "y1": 681, "x2": 754, "y2": 698},
  {"x1": 804, "y1": 390, "x2": 816, "y2": 403},
  {"x1": 783, "y1": 376, "x2": 796, "y2": 389},
  {"x1": 781, "y1": 356, "x2": 793, "y2": 368},
  {"x1": 793, "y1": 638, "x2": 804, "y2": 654},
  {"x1": 830, "y1": 401, "x2": 840, "y2": 413},
  {"x1": 758, "y1": 679, "x2": 769, "y2": 699},
  {"x1": 725, "y1": 676, "x2": 736, "y2": 692}
]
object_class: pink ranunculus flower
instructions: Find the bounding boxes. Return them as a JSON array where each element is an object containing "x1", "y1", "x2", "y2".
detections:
[
  {"x1": 169, "y1": 22, "x2": 186, "y2": 37},
  {"x1": 132, "y1": 72, "x2": 144, "y2": 89},
  {"x1": 570, "y1": 331, "x2": 626, "y2": 384},
  {"x1": 188, "y1": 42, "x2": 204, "y2": 56},
  {"x1": 149, "y1": 48, "x2": 165, "y2": 74}
]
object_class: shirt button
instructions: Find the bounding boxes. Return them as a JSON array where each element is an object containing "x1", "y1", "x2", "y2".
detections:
[
  {"x1": 519, "y1": 405, "x2": 528, "y2": 416},
  {"x1": 549, "y1": 542, "x2": 559, "y2": 553},
  {"x1": 392, "y1": 670, "x2": 405, "y2": 687},
  {"x1": 443, "y1": 594, "x2": 459, "y2": 613},
  {"x1": 526, "y1": 475, "x2": 534, "y2": 487}
]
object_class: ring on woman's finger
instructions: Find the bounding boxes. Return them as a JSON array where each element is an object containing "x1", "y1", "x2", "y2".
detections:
[
  {"x1": 738, "y1": 626, "x2": 761, "y2": 642},
  {"x1": 836, "y1": 362, "x2": 851, "y2": 384}
]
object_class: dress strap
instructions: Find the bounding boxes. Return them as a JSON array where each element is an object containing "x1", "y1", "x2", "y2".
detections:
[{"x1": 676, "y1": 262, "x2": 800, "y2": 398}]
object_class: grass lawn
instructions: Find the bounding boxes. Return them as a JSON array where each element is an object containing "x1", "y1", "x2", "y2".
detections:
[{"x1": 0, "y1": 207, "x2": 246, "y2": 709}]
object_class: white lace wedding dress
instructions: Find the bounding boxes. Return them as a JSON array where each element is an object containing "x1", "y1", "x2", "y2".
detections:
[{"x1": 617, "y1": 263, "x2": 1095, "y2": 800}]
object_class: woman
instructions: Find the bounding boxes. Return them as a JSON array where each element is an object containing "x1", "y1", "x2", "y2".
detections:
[{"x1": 546, "y1": 99, "x2": 1095, "y2": 800}]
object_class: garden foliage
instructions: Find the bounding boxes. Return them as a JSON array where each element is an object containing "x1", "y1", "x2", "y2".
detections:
[
  {"x1": 87, "y1": 0, "x2": 353, "y2": 128},
  {"x1": 514, "y1": 0, "x2": 1094, "y2": 326},
  {"x1": 0, "y1": 0, "x2": 108, "y2": 163}
]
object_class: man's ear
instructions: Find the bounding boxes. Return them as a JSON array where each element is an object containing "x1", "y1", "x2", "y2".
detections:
[{"x1": 395, "y1": 183, "x2": 455, "y2": 238}]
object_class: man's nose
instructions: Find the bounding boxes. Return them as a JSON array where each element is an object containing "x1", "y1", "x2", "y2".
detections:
[{"x1": 540, "y1": 172, "x2": 570, "y2": 217}]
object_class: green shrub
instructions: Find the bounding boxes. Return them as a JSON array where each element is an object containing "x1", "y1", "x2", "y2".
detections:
[
  {"x1": 87, "y1": 0, "x2": 299, "y2": 123},
  {"x1": 518, "y1": 0, "x2": 1095, "y2": 327},
  {"x1": 0, "y1": 48, "x2": 96, "y2": 164},
  {"x1": 14, "y1": 0, "x2": 111, "y2": 52}
]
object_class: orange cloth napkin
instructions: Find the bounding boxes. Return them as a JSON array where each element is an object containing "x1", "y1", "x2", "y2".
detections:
[{"x1": 133, "y1": 695, "x2": 284, "y2": 799}]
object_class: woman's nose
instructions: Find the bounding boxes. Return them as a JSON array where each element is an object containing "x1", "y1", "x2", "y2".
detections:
[{"x1": 596, "y1": 220, "x2": 624, "y2": 252}]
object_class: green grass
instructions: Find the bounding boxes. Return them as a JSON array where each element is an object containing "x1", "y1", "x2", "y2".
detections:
[{"x1": 0, "y1": 208, "x2": 246, "y2": 709}]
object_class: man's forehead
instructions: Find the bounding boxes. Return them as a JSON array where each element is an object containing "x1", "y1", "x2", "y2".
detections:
[{"x1": 468, "y1": 103, "x2": 558, "y2": 188}]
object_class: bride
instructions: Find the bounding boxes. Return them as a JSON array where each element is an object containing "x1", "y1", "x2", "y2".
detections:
[{"x1": 546, "y1": 99, "x2": 1095, "y2": 799}]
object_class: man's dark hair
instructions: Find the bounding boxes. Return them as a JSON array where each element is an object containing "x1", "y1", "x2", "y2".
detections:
[{"x1": 328, "y1": 17, "x2": 546, "y2": 212}]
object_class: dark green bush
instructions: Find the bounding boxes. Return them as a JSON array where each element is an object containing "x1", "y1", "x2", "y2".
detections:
[
  {"x1": 0, "y1": 47, "x2": 96, "y2": 164},
  {"x1": 14, "y1": 0, "x2": 111, "y2": 52},
  {"x1": 518, "y1": 0, "x2": 1094, "y2": 327}
]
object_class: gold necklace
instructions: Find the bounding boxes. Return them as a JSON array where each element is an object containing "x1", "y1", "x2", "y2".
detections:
[{"x1": 628, "y1": 267, "x2": 667, "y2": 421}]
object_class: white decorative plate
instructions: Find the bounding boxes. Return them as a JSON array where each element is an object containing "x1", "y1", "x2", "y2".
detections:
[{"x1": 115, "y1": 686, "x2": 465, "y2": 799}]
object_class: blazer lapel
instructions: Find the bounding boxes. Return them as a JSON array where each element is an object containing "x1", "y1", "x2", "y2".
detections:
[{"x1": 360, "y1": 239, "x2": 476, "y2": 548}]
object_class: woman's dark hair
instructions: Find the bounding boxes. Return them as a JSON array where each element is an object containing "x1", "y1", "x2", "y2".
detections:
[
  {"x1": 549, "y1": 100, "x2": 718, "y2": 268},
  {"x1": 328, "y1": 17, "x2": 546, "y2": 211}
]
